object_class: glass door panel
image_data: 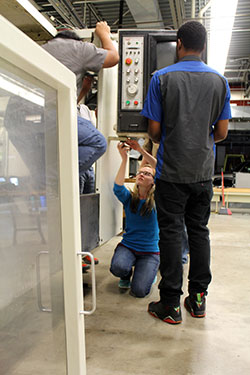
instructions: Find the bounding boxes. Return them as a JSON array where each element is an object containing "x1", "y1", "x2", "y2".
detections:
[{"x1": 0, "y1": 57, "x2": 67, "y2": 375}]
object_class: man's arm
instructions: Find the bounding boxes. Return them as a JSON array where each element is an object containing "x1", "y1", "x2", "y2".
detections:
[
  {"x1": 148, "y1": 119, "x2": 161, "y2": 144},
  {"x1": 77, "y1": 75, "x2": 93, "y2": 104},
  {"x1": 214, "y1": 119, "x2": 229, "y2": 143},
  {"x1": 95, "y1": 21, "x2": 119, "y2": 68}
]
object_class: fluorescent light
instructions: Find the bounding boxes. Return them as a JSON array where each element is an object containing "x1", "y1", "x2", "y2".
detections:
[
  {"x1": 0, "y1": 74, "x2": 45, "y2": 107},
  {"x1": 16, "y1": 0, "x2": 57, "y2": 36},
  {"x1": 209, "y1": 0, "x2": 238, "y2": 74}
]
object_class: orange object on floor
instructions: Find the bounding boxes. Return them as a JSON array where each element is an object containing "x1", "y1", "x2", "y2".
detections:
[
  {"x1": 84, "y1": 255, "x2": 99, "y2": 265},
  {"x1": 82, "y1": 262, "x2": 90, "y2": 273}
]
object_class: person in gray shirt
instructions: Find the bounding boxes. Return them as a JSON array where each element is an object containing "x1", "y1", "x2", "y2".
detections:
[
  {"x1": 42, "y1": 21, "x2": 119, "y2": 99},
  {"x1": 42, "y1": 21, "x2": 119, "y2": 195}
]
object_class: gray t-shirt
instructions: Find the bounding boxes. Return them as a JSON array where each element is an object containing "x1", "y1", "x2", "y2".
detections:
[{"x1": 42, "y1": 37, "x2": 107, "y2": 96}]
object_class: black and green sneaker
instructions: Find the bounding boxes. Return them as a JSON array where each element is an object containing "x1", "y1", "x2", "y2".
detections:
[
  {"x1": 148, "y1": 301, "x2": 182, "y2": 324},
  {"x1": 184, "y1": 292, "x2": 206, "y2": 318}
]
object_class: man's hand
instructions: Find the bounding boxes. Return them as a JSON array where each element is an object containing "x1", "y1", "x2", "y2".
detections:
[
  {"x1": 94, "y1": 21, "x2": 119, "y2": 68},
  {"x1": 95, "y1": 21, "x2": 110, "y2": 39}
]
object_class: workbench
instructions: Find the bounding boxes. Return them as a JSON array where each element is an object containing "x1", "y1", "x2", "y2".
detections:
[{"x1": 223, "y1": 188, "x2": 250, "y2": 208}]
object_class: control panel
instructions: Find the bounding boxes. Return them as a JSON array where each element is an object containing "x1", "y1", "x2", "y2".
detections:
[
  {"x1": 117, "y1": 31, "x2": 149, "y2": 134},
  {"x1": 121, "y1": 36, "x2": 144, "y2": 111},
  {"x1": 117, "y1": 29, "x2": 180, "y2": 134}
]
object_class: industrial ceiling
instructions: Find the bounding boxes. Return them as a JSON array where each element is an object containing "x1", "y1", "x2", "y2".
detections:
[{"x1": 1, "y1": 0, "x2": 250, "y2": 95}]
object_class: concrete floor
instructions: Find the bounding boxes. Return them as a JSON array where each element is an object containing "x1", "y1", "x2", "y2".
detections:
[{"x1": 84, "y1": 212, "x2": 250, "y2": 375}]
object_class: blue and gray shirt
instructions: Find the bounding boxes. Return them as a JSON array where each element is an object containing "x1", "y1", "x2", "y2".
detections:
[{"x1": 141, "y1": 56, "x2": 232, "y2": 183}]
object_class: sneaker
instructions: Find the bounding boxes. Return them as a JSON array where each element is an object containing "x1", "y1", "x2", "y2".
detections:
[
  {"x1": 118, "y1": 279, "x2": 131, "y2": 289},
  {"x1": 84, "y1": 255, "x2": 99, "y2": 265},
  {"x1": 184, "y1": 292, "x2": 206, "y2": 318},
  {"x1": 82, "y1": 262, "x2": 90, "y2": 273},
  {"x1": 148, "y1": 301, "x2": 182, "y2": 324}
]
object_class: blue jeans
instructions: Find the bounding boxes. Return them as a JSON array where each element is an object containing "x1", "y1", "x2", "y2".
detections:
[
  {"x1": 78, "y1": 116, "x2": 107, "y2": 174},
  {"x1": 79, "y1": 166, "x2": 95, "y2": 194},
  {"x1": 110, "y1": 243, "x2": 160, "y2": 298}
]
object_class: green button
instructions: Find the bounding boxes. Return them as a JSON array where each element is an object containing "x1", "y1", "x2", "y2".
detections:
[{"x1": 126, "y1": 100, "x2": 130, "y2": 105}]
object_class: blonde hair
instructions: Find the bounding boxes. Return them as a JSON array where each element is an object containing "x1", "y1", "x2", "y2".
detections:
[{"x1": 130, "y1": 164, "x2": 156, "y2": 216}]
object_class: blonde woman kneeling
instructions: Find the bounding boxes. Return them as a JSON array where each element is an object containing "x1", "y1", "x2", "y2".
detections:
[{"x1": 110, "y1": 142, "x2": 160, "y2": 298}]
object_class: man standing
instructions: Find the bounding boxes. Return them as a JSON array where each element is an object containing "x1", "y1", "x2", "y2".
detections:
[{"x1": 141, "y1": 21, "x2": 231, "y2": 324}]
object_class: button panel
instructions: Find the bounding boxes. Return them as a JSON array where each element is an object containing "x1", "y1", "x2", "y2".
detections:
[{"x1": 121, "y1": 36, "x2": 144, "y2": 110}]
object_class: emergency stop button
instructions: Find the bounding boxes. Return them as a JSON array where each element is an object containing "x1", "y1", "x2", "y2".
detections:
[{"x1": 125, "y1": 58, "x2": 132, "y2": 65}]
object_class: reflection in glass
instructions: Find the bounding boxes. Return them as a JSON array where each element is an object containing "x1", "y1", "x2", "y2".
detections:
[{"x1": 0, "y1": 58, "x2": 67, "y2": 375}]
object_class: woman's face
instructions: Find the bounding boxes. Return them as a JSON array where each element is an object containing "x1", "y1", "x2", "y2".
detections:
[{"x1": 136, "y1": 166, "x2": 154, "y2": 188}]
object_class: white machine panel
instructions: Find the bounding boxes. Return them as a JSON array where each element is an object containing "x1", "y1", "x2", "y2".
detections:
[{"x1": 121, "y1": 36, "x2": 144, "y2": 110}]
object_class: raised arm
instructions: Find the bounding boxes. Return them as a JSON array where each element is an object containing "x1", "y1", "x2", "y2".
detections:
[
  {"x1": 125, "y1": 138, "x2": 157, "y2": 168},
  {"x1": 115, "y1": 142, "x2": 130, "y2": 186},
  {"x1": 95, "y1": 21, "x2": 119, "y2": 68}
]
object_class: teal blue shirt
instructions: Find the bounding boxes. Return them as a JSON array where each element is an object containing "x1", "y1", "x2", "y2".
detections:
[{"x1": 113, "y1": 183, "x2": 159, "y2": 253}]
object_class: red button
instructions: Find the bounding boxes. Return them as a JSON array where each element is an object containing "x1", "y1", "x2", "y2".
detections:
[
  {"x1": 134, "y1": 100, "x2": 139, "y2": 105},
  {"x1": 125, "y1": 58, "x2": 132, "y2": 65}
]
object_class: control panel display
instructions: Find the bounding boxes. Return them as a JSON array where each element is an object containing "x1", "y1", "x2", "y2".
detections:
[{"x1": 121, "y1": 36, "x2": 144, "y2": 111}]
